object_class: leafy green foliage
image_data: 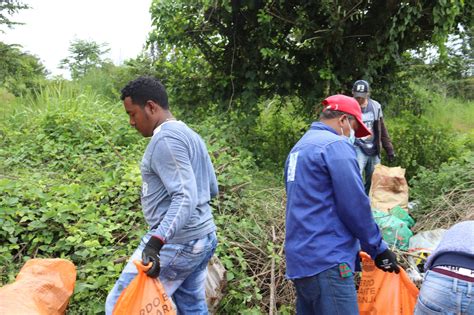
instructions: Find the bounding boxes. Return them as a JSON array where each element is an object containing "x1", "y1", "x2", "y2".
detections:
[
  {"x1": 0, "y1": 87, "x2": 15, "y2": 107},
  {"x1": 0, "y1": 82, "x2": 146, "y2": 313},
  {"x1": 1, "y1": 81, "x2": 290, "y2": 313},
  {"x1": 74, "y1": 63, "x2": 125, "y2": 101},
  {"x1": 59, "y1": 39, "x2": 111, "y2": 80},
  {"x1": 250, "y1": 96, "x2": 309, "y2": 168},
  {"x1": 390, "y1": 26, "x2": 474, "y2": 105},
  {"x1": 386, "y1": 111, "x2": 465, "y2": 180},
  {"x1": 1, "y1": 2, "x2": 473, "y2": 312},
  {"x1": 151, "y1": 45, "x2": 218, "y2": 110},
  {"x1": 211, "y1": 178, "x2": 290, "y2": 314},
  {"x1": 148, "y1": 0, "x2": 471, "y2": 109},
  {"x1": 446, "y1": 77, "x2": 474, "y2": 100},
  {"x1": 0, "y1": 42, "x2": 47, "y2": 95},
  {"x1": 181, "y1": 109, "x2": 293, "y2": 313},
  {"x1": 0, "y1": 0, "x2": 28, "y2": 30},
  {"x1": 409, "y1": 151, "x2": 474, "y2": 220},
  {"x1": 432, "y1": 1, "x2": 464, "y2": 57}
]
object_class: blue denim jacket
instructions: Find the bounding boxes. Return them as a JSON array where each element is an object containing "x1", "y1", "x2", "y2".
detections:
[
  {"x1": 140, "y1": 121, "x2": 217, "y2": 244},
  {"x1": 284, "y1": 122, "x2": 387, "y2": 279}
]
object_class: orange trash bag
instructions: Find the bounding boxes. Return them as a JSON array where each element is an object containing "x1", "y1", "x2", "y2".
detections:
[
  {"x1": 358, "y1": 252, "x2": 419, "y2": 315},
  {"x1": 113, "y1": 260, "x2": 176, "y2": 315},
  {"x1": 0, "y1": 258, "x2": 76, "y2": 315}
]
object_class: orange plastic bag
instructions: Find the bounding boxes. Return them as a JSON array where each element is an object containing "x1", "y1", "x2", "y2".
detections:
[
  {"x1": 0, "y1": 258, "x2": 76, "y2": 314},
  {"x1": 113, "y1": 260, "x2": 176, "y2": 315},
  {"x1": 358, "y1": 252, "x2": 419, "y2": 315}
]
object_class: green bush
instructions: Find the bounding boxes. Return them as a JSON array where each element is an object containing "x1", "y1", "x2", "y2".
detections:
[
  {"x1": 409, "y1": 151, "x2": 474, "y2": 220},
  {"x1": 0, "y1": 42, "x2": 48, "y2": 96},
  {"x1": 386, "y1": 111, "x2": 465, "y2": 180},
  {"x1": 375, "y1": 62, "x2": 431, "y2": 118},
  {"x1": 75, "y1": 64, "x2": 123, "y2": 101},
  {"x1": 249, "y1": 96, "x2": 309, "y2": 168},
  {"x1": 1, "y1": 85, "x2": 288, "y2": 313},
  {"x1": 447, "y1": 77, "x2": 474, "y2": 100},
  {"x1": 211, "y1": 175, "x2": 289, "y2": 314},
  {"x1": 0, "y1": 85, "x2": 147, "y2": 313}
]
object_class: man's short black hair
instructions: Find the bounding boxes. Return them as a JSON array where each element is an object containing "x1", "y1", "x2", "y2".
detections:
[{"x1": 120, "y1": 76, "x2": 169, "y2": 109}]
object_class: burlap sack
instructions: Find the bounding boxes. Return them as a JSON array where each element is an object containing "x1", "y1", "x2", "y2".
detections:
[
  {"x1": 369, "y1": 164, "x2": 409, "y2": 212},
  {"x1": 0, "y1": 259, "x2": 76, "y2": 314}
]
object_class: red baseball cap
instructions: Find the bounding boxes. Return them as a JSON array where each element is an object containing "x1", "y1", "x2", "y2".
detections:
[{"x1": 321, "y1": 94, "x2": 371, "y2": 138}]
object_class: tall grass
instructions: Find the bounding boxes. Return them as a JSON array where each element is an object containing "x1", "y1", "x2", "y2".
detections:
[
  {"x1": 1, "y1": 81, "x2": 128, "y2": 135},
  {"x1": 413, "y1": 84, "x2": 474, "y2": 133}
]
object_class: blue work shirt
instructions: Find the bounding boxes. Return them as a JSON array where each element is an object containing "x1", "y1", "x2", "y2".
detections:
[{"x1": 284, "y1": 122, "x2": 387, "y2": 279}]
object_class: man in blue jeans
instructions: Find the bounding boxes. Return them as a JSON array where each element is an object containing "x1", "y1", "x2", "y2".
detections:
[
  {"x1": 415, "y1": 221, "x2": 474, "y2": 314},
  {"x1": 105, "y1": 76, "x2": 218, "y2": 314},
  {"x1": 352, "y1": 80, "x2": 395, "y2": 193},
  {"x1": 284, "y1": 94, "x2": 399, "y2": 314}
]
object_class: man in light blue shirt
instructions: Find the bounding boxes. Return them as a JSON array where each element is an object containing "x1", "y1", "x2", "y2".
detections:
[
  {"x1": 284, "y1": 94, "x2": 399, "y2": 314},
  {"x1": 106, "y1": 76, "x2": 218, "y2": 314}
]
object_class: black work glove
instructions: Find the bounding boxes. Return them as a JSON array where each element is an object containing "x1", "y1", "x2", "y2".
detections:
[
  {"x1": 388, "y1": 154, "x2": 395, "y2": 163},
  {"x1": 375, "y1": 249, "x2": 400, "y2": 274},
  {"x1": 142, "y1": 236, "x2": 164, "y2": 278}
]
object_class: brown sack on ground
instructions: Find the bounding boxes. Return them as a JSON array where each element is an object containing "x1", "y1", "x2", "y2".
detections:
[
  {"x1": 205, "y1": 255, "x2": 227, "y2": 314},
  {"x1": 0, "y1": 259, "x2": 76, "y2": 315},
  {"x1": 369, "y1": 164, "x2": 409, "y2": 212}
]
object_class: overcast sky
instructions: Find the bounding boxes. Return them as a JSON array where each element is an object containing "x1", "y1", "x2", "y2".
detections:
[{"x1": 0, "y1": 0, "x2": 152, "y2": 78}]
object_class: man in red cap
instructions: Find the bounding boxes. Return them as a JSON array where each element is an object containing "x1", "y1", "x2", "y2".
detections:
[{"x1": 284, "y1": 94, "x2": 399, "y2": 314}]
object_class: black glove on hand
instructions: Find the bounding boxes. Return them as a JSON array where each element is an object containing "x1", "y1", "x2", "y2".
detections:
[
  {"x1": 375, "y1": 249, "x2": 400, "y2": 274},
  {"x1": 142, "y1": 236, "x2": 164, "y2": 278},
  {"x1": 388, "y1": 154, "x2": 395, "y2": 163}
]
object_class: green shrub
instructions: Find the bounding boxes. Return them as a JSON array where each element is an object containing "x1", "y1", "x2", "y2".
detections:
[
  {"x1": 386, "y1": 111, "x2": 465, "y2": 180},
  {"x1": 249, "y1": 96, "x2": 309, "y2": 168},
  {"x1": 0, "y1": 86, "x2": 147, "y2": 313},
  {"x1": 447, "y1": 77, "x2": 474, "y2": 100},
  {"x1": 75, "y1": 64, "x2": 123, "y2": 101},
  {"x1": 409, "y1": 151, "x2": 474, "y2": 220},
  {"x1": 1, "y1": 86, "x2": 285, "y2": 313},
  {"x1": 212, "y1": 175, "x2": 289, "y2": 314},
  {"x1": 0, "y1": 42, "x2": 47, "y2": 97}
]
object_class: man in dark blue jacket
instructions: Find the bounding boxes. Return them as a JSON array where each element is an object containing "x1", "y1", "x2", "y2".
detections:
[{"x1": 284, "y1": 94, "x2": 399, "y2": 315}]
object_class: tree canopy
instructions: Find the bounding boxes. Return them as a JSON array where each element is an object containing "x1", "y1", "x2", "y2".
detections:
[
  {"x1": 0, "y1": 42, "x2": 46, "y2": 95},
  {"x1": 0, "y1": 0, "x2": 28, "y2": 30},
  {"x1": 59, "y1": 39, "x2": 111, "y2": 80},
  {"x1": 149, "y1": 0, "x2": 472, "y2": 108}
]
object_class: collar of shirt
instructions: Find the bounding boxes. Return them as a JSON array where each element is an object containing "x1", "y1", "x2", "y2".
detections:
[
  {"x1": 153, "y1": 120, "x2": 181, "y2": 135},
  {"x1": 310, "y1": 122, "x2": 338, "y2": 135}
]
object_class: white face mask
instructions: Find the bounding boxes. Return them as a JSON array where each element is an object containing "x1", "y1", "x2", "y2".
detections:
[{"x1": 340, "y1": 118, "x2": 356, "y2": 145}]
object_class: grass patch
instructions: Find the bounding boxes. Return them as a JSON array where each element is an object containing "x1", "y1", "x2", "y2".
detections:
[{"x1": 414, "y1": 84, "x2": 474, "y2": 133}]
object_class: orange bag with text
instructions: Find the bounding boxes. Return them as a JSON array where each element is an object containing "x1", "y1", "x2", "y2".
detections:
[
  {"x1": 358, "y1": 252, "x2": 418, "y2": 315},
  {"x1": 113, "y1": 260, "x2": 175, "y2": 315}
]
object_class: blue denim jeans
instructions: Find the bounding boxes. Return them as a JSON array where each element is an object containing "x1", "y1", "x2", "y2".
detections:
[
  {"x1": 292, "y1": 265, "x2": 359, "y2": 315},
  {"x1": 414, "y1": 270, "x2": 474, "y2": 315},
  {"x1": 355, "y1": 146, "x2": 380, "y2": 193},
  {"x1": 105, "y1": 231, "x2": 217, "y2": 314}
]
